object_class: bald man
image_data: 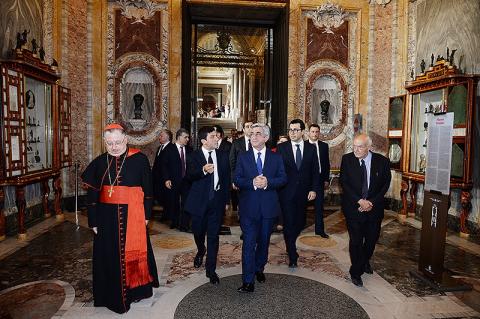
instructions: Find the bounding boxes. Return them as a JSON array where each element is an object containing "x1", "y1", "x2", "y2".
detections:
[{"x1": 340, "y1": 134, "x2": 391, "y2": 287}]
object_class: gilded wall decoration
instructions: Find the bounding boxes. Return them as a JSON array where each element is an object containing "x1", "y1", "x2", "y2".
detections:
[
  {"x1": 107, "y1": 2, "x2": 169, "y2": 145},
  {"x1": 305, "y1": 3, "x2": 347, "y2": 34},
  {"x1": 298, "y1": 7, "x2": 358, "y2": 151}
]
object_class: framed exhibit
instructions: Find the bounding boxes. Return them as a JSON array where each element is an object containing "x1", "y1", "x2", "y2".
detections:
[
  {"x1": 0, "y1": 49, "x2": 71, "y2": 238},
  {"x1": 387, "y1": 95, "x2": 406, "y2": 171},
  {"x1": 400, "y1": 59, "x2": 479, "y2": 233},
  {"x1": 388, "y1": 95, "x2": 405, "y2": 130}
]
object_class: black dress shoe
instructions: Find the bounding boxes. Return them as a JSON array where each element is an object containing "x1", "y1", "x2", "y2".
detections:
[
  {"x1": 206, "y1": 272, "x2": 220, "y2": 284},
  {"x1": 364, "y1": 262, "x2": 373, "y2": 274},
  {"x1": 255, "y1": 272, "x2": 266, "y2": 283},
  {"x1": 288, "y1": 261, "x2": 298, "y2": 268},
  {"x1": 193, "y1": 252, "x2": 205, "y2": 268},
  {"x1": 237, "y1": 283, "x2": 254, "y2": 293},
  {"x1": 317, "y1": 232, "x2": 330, "y2": 239},
  {"x1": 351, "y1": 276, "x2": 363, "y2": 287}
]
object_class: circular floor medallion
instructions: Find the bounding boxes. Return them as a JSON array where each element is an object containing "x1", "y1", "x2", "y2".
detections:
[{"x1": 174, "y1": 274, "x2": 369, "y2": 319}]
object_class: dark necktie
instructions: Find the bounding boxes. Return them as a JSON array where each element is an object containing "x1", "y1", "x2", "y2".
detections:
[
  {"x1": 247, "y1": 139, "x2": 252, "y2": 151},
  {"x1": 180, "y1": 146, "x2": 186, "y2": 177},
  {"x1": 361, "y1": 159, "x2": 368, "y2": 199},
  {"x1": 295, "y1": 144, "x2": 302, "y2": 170},
  {"x1": 208, "y1": 151, "x2": 214, "y2": 199},
  {"x1": 256, "y1": 152, "x2": 262, "y2": 175},
  {"x1": 313, "y1": 142, "x2": 321, "y2": 173}
]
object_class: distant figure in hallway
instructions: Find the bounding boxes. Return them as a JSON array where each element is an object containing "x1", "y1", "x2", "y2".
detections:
[
  {"x1": 277, "y1": 119, "x2": 319, "y2": 268},
  {"x1": 235, "y1": 123, "x2": 287, "y2": 293},
  {"x1": 184, "y1": 126, "x2": 230, "y2": 285},
  {"x1": 308, "y1": 123, "x2": 330, "y2": 238},
  {"x1": 81, "y1": 123, "x2": 159, "y2": 314},
  {"x1": 340, "y1": 133, "x2": 391, "y2": 287}
]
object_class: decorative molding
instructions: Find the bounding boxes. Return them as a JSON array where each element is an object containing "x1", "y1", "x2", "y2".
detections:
[
  {"x1": 117, "y1": 0, "x2": 163, "y2": 24},
  {"x1": 305, "y1": 3, "x2": 347, "y2": 34},
  {"x1": 106, "y1": 2, "x2": 168, "y2": 145},
  {"x1": 298, "y1": 9, "x2": 357, "y2": 150}
]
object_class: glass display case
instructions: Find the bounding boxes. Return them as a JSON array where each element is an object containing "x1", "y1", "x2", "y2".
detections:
[
  {"x1": 0, "y1": 49, "x2": 71, "y2": 239},
  {"x1": 400, "y1": 59, "x2": 479, "y2": 234},
  {"x1": 387, "y1": 94, "x2": 406, "y2": 171}
]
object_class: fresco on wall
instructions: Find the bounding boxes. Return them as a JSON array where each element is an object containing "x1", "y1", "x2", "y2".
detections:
[
  {"x1": 306, "y1": 20, "x2": 349, "y2": 67},
  {"x1": 0, "y1": 0, "x2": 44, "y2": 59},
  {"x1": 115, "y1": 9, "x2": 161, "y2": 60},
  {"x1": 415, "y1": 0, "x2": 480, "y2": 74}
]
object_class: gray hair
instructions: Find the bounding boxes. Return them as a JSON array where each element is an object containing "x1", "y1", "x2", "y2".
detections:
[
  {"x1": 252, "y1": 123, "x2": 270, "y2": 139},
  {"x1": 103, "y1": 128, "x2": 126, "y2": 139},
  {"x1": 353, "y1": 133, "x2": 372, "y2": 147}
]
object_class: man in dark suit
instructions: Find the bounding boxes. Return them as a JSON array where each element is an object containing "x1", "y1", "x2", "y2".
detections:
[
  {"x1": 277, "y1": 119, "x2": 320, "y2": 268},
  {"x1": 160, "y1": 128, "x2": 192, "y2": 230},
  {"x1": 184, "y1": 126, "x2": 230, "y2": 285},
  {"x1": 152, "y1": 129, "x2": 173, "y2": 218},
  {"x1": 234, "y1": 123, "x2": 287, "y2": 293},
  {"x1": 213, "y1": 125, "x2": 232, "y2": 154},
  {"x1": 229, "y1": 120, "x2": 253, "y2": 213},
  {"x1": 340, "y1": 133, "x2": 391, "y2": 287},
  {"x1": 308, "y1": 124, "x2": 331, "y2": 238}
]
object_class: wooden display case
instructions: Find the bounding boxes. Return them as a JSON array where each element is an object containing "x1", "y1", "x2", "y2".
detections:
[
  {"x1": 400, "y1": 59, "x2": 479, "y2": 234},
  {"x1": 0, "y1": 49, "x2": 71, "y2": 240},
  {"x1": 387, "y1": 94, "x2": 406, "y2": 171}
]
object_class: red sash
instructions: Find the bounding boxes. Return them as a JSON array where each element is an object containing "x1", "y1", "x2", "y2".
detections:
[{"x1": 100, "y1": 185, "x2": 152, "y2": 288}]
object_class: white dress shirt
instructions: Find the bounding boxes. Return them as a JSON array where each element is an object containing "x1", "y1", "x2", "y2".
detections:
[
  {"x1": 253, "y1": 146, "x2": 267, "y2": 190},
  {"x1": 291, "y1": 140, "x2": 304, "y2": 162},
  {"x1": 202, "y1": 147, "x2": 219, "y2": 190}
]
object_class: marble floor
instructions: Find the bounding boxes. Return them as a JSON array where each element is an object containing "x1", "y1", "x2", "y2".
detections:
[{"x1": 0, "y1": 208, "x2": 480, "y2": 319}]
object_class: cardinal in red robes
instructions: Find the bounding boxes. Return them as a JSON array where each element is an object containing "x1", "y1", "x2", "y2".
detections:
[{"x1": 81, "y1": 123, "x2": 159, "y2": 314}]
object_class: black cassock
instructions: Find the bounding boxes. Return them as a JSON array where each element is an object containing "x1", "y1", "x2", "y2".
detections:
[{"x1": 81, "y1": 149, "x2": 159, "y2": 314}]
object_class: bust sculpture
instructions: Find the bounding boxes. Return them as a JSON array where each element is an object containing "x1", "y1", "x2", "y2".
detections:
[
  {"x1": 320, "y1": 99, "x2": 330, "y2": 124},
  {"x1": 133, "y1": 93, "x2": 145, "y2": 120}
]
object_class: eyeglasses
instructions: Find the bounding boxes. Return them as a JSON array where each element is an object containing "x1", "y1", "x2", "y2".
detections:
[{"x1": 288, "y1": 128, "x2": 302, "y2": 133}]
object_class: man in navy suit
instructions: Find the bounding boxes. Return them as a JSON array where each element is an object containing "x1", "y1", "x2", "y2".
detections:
[
  {"x1": 184, "y1": 126, "x2": 230, "y2": 285},
  {"x1": 234, "y1": 123, "x2": 287, "y2": 293},
  {"x1": 340, "y1": 133, "x2": 391, "y2": 287},
  {"x1": 308, "y1": 124, "x2": 330, "y2": 238},
  {"x1": 160, "y1": 128, "x2": 192, "y2": 230},
  {"x1": 277, "y1": 119, "x2": 320, "y2": 268}
]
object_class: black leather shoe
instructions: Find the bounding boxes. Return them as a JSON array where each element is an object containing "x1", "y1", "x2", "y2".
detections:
[
  {"x1": 288, "y1": 261, "x2": 298, "y2": 268},
  {"x1": 364, "y1": 262, "x2": 373, "y2": 274},
  {"x1": 206, "y1": 272, "x2": 220, "y2": 285},
  {"x1": 317, "y1": 232, "x2": 330, "y2": 239},
  {"x1": 255, "y1": 272, "x2": 266, "y2": 283},
  {"x1": 237, "y1": 283, "x2": 254, "y2": 293},
  {"x1": 351, "y1": 276, "x2": 363, "y2": 287},
  {"x1": 193, "y1": 252, "x2": 205, "y2": 268}
]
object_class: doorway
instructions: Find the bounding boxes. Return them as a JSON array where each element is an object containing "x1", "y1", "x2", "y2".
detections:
[{"x1": 181, "y1": 0, "x2": 289, "y2": 143}]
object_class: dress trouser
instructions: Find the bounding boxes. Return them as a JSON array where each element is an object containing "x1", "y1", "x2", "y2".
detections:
[
  {"x1": 346, "y1": 217, "x2": 382, "y2": 277},
  {"x1": 281, "y1": 199, "x2": 307, "y2": 262},
  {"x1": 191, "y1": 195, "x2": 222, "y2": 274},
  {"x1": 314, "y1": 186, "x2": 325, "y2": 235},
  {"x1": 240, "y1": 216, "x2": 276, "y2": 284}
]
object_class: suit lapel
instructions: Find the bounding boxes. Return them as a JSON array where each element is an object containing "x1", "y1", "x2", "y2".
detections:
[
  {"x1": 285, "y1": 142, "x2": 297, "y2": 170},
  {"x1": 369, "y1": 153, "x2": 377, "y2": 191}
]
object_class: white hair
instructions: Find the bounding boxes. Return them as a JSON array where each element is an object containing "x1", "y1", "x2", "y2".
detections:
[
  {"x1": 251, "y1": 123, "x2": 270, "y2": 139},
  {"x1": 103, "y1": 129, "x2": 126, "y2": 139},
  {"x1": 353, "y1": 133, "x2": 372, "y2": 146}
]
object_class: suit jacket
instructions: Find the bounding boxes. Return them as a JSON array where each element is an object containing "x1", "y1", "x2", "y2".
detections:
[
  {"x1": 339, "y1": 152, "x2": 391, "y2": 221},
  {"x1": 311, "y1": 140, "x2": 330, "y2": 183},
  {"x1": 152, "y1": 142, "x2": 169, "y2": 201},
  {"x1": 277, "y1": 141, "x2": 320, "y2": 201},
  {"x1": 160, "y1": 143, "x2": 192, "y2": 192},
  {"x1": 229, "y1": 136, "x2": 249, "y2": 175},
  {"x1": 217, "y1": 138, "x2": 232, "y2": 154},
  {"x1": 234, "y1": 149, "x2": 287, "y2": 219},
  {"x1": 184, "y1": 149, "x2": 230, "y2": 216}
]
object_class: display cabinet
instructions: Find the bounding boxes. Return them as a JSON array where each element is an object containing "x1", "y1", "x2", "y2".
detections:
[
  {"x1": 387, "y1": 94, "x2": 406, "y2": 171},
  {"x1": 0, "y1": 49, "x2": 71, "y2": 240},
  {"x1": 400, "y1": 59, "x2": 479, "y2": 234}
]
